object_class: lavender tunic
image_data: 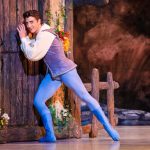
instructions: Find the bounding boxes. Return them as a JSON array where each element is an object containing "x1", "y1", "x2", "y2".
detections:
[{"x1": 43, "y1": 29, "x2": 77, "y2": 80}]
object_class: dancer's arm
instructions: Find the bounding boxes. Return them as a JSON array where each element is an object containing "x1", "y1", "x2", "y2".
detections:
[{"x1": 17, "y1": 24, "x2": 55, "y2": 61}]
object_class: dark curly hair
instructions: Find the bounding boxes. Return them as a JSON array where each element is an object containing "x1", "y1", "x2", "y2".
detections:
[{"x1": 23, "y1": 10, "x2": 43, "y2": 24}]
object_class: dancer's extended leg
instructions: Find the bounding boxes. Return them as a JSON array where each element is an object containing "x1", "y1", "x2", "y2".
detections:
[
  {"x1": 60, "y1": 69, "x2": 120, "y2": 141},
  {"x1": 33, "y1": 73, "x2": 62, "y2": 142}
]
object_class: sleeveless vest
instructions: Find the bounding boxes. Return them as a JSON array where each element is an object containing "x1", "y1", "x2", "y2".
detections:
[{"x1": 43, "y1": 29, "x2": 77, "y2": 80}]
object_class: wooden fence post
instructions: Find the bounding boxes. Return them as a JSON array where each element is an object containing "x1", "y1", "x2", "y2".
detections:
[
  {"x1": 89, "y1": 68, "x2": 99, "y2": 137},
  {"x1": 107, "y1": 72, "x2": 115, "y2": 126}
]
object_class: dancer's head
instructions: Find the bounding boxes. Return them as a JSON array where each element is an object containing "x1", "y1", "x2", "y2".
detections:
[{"x1": 23, "y1": 10, "x2": 42, "y2": 34}]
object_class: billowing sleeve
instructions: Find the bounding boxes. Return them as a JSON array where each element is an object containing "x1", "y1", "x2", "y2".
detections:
[{"x1": 20, "y1": 31, "x2": 56, "y2": 61}]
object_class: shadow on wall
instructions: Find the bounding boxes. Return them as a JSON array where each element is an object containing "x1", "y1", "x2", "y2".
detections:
[{"x1": 73, "y1": 0, "x2": 150, "y2": 111}]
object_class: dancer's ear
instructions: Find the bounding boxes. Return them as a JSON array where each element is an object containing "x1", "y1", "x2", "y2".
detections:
[{"x1": 37, "y1": 19, "x2": 42, "y2": 26}]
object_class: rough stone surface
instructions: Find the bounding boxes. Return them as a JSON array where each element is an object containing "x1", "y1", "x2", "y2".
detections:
[{"x1": 74, "y1": 0, "x2": 150, "y2": 111}]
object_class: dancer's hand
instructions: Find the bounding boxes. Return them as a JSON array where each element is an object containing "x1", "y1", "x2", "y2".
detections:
[{"x1": 17, "y1": 23, "x2": 27, "y2": 39}]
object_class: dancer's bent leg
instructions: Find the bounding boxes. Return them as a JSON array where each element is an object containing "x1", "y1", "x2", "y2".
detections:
[
  {"x1": 60, "y1": 69, "x2": 120, "y2": 141},
  {"x1": 34, "y1": 73, "x2": 62, "y2": 142}
]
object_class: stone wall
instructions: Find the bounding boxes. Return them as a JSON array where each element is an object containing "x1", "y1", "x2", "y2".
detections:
[{"x1": 73, "y1": 0, "x2": 150, "y2": 111}]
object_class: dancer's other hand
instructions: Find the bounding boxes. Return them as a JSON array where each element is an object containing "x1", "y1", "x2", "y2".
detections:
[{"x1": 17, "y1": 23, "x2": 27, "y2": 39}]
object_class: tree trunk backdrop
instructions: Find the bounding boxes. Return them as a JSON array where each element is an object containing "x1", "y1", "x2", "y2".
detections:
[{"x1": 0, "y1": 0, "x2": 48, "y2": 128}]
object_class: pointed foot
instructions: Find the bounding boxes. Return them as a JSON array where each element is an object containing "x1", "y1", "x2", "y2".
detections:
[
  {"x1": 104, "y1": 126, "x2": 120, "y2": 141},
  {"x1": 39, "y1": 134, "x2": 56, "y2": 143}
]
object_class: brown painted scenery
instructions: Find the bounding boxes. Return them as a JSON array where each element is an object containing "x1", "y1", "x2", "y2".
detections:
[{"x1": 73, "y1": 0, "x2": 150, "y2": 112}]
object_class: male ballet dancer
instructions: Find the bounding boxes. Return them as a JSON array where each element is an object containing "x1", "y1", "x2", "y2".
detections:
[{"x1": 17, "y1": 10, "x2": 120, "y2": 142}]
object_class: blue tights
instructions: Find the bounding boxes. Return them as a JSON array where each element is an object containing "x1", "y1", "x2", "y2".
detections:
[{"x1": 34, "y1": 69, "x2": 120, "y2": 142}]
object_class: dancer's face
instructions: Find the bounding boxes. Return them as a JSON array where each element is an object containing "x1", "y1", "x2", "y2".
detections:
[{"x1": 24, "y1": 16, "x2": 41, "y2": 34}]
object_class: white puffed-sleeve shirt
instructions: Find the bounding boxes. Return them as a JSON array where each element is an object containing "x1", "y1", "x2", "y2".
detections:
[{"x1": 20, "y1": 23, "x2": 56, "y2": 61}]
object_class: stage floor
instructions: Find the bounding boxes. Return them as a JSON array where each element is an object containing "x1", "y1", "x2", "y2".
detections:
[{"x1": 1, "y1": 126, "x2": 150, "y2": 150}]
